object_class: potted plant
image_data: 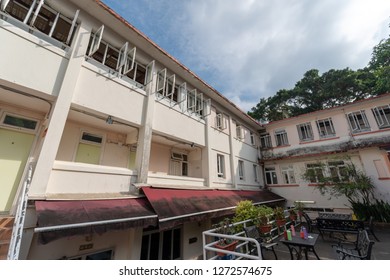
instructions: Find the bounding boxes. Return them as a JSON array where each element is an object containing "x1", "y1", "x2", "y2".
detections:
[
  {"x1": 294, "y1": 201, "x2": 305, "y2": 218},
  {"x1": 289, "y1": 208, "x2": 297, "y2": 222},
  {"x1": 274, "y1": 206, "x2": 286, "y2": 227},
  {"x1": 256, "y1": 205, "x2": 274, "y2": 234},
  {"x1": 232, "y1": 200, "x2": 258, "y2": 232},
  {"x1": 213, "y1": 218, "x2": 238, "y2": 256}
]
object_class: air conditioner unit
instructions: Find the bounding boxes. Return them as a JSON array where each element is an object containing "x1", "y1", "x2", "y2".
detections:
[{"x1": 126, "y1": 131, "x2": 138, "y2": 145}]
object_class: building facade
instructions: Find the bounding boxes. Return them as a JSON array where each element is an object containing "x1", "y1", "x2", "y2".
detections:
[
  {"x1": 260, "y1": 93, "x2": 390, "y2": 209},
  {"x1": 0, "y1": 0, "x2": 284, "y2": 260}
]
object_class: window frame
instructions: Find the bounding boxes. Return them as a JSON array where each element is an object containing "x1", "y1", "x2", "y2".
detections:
[
  {"x1": 347, "y1": 110, "x2": 371, "y2": 133},
  {"x1": 236, "y1": 124, "x2": 243, "y2": 140},
  {"x1": 217, "y1": 154, "x2": 225, "y2": 178},
  {"x1": 264, "y1": 166, "x2": 278, "y2": 185},
  {"x1": 316, "y1": 118, "x2": 336, "y2": 138},
  {"x1": 281, "y1": 165, "x2": 296, "y2": 184},
  {"x1": 215, "y1": 111, "x2": 226, "y2": 130},
  {"x1": 297, "y1": 122, "x2": 313, "y2": 142},
  {"x1": 0, "y1": 112, "x2": 39, "y2": 133},
  {"x1": 238, "y1": 160, "x2": 245, "y2": 180},
  {"x1": 372, "y1": 105, "x2": 390, "y2": 129},
  {"x1": 253, "y1": 164, "x2": 259, "y2": 182},
  {"x1": 306, "y1": 163, "x2": 325, "y2": 183},
  {"x1": 260, "y1": 133, "x2": 272, "y2": 148},
  {"x1": 274, "y1": 129, "x2": 289, "y2": 146}
]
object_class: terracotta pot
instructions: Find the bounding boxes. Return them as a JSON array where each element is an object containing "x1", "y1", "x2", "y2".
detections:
[
  {"x1": 290, "y1": 214, "x2": 297, "y2": 221},
  {"x1": 276, "y1": 219, "x2": 286, "y2": 227},
  {"x1": 215, "y1": 240, "x2": 238, "y2": 256},
  {"x1": 259, "y1": 224, "x2": 272, "y2": 234}
]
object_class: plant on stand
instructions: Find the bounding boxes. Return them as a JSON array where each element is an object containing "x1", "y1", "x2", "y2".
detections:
[
  {"x1": 256, "y1": 205, "x2": 274, "y2": 235},
  {"x1": 274, "y1": 206, "x2": 286, "y2": 227},
  {"x1": 213, "y1": 218, "x2": 238, "y2": 256}
]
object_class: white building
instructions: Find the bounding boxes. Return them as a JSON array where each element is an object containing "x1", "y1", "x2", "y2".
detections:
[
  {"x1": 0, "y1": 0, "x2": 284, "y2": 260},
  {"x1": 260, "y1": 93, "x2": 390, "y2": 209}
]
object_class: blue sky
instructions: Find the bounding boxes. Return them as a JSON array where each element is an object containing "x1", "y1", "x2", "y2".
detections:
[{"x1": 102, "y1": 0, "x2": 390, "y2": 112}]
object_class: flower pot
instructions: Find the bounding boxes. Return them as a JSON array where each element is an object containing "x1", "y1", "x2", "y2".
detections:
[
  {"x1": 276, "y1": 219, "x2": 286, "y2": 227},
  {"x1": 289, "y1": 214, "x2": 297, "y2": 221},
  {"x1": 215, "y1": 240, "x2": 238, "y2": 256},
  {"x1": 259, "y1": 224, "x2": 272, "y2": 234}
]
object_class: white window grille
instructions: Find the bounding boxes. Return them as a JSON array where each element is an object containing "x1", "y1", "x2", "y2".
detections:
[
  {"x1": 238, "y1": 160, "x2": 245, "y2": 180},
  {"x1": 328, "y1": 161, "x2": 348, "y2": 182},
  {"x1": 253, "y1": 164, "x2": 259, "y2": 182},
  {"x1": 281, "y1": 165, "x2": 296, "y2": 184},
  {"x1": 260, "y1": 133, "x2": 272, "y2": 148},
  {"x1": 217, "y1": 154, "x2": 225, "y2": 178},
  {"x1": 347, "y1": 110, "x2": 370, "y2": 133},
  {"x1": 275, "y1": 129, "x2": 288, "y2": 146},
  {"x1": 306, "y1": 163, "x2": 324, "y2": 183},
  {"x1": 297, "y1": 122, "x2": 313, "y2": 141},
  {"x1": 264, "y1": 167, "x2": 278, "y2": 185},
  {"x1": 215, "y1": 112, "x2": 225, "y2": 130},
  {"x1": 372, "y1": 105, "x2": 390, "y2": 129},
  {"x1": 316, "y1": 118, "x2": 336, "y2": 138}
]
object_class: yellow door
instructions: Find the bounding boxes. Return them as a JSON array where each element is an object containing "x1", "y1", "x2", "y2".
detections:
[
  {"x1": 75, "y1": 143, "x2": 101, "y2": 164},
  {"x1": 0, "y1": 129, "x2": 34, "y2": 212}
]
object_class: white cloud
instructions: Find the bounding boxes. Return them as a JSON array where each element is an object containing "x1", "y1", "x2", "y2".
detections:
[{"x1": 105, "y1": 0, "x2": 390, "y2": 112}]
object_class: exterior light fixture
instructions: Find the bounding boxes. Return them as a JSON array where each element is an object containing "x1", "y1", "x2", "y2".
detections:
[{"x1": 106, "y1": 116, "x2": 113, "y2": 124}]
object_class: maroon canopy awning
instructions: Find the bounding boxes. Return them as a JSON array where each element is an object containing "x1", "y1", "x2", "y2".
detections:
[
  {"x1": 35, "y1": 198, "x2": 157, "y2": 244},
  {"x1": 141, "y1": 187, "x2": 285, "y2": 229}
]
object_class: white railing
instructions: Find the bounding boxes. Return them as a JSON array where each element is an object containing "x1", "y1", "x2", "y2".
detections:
[
  {"x1": 7, "y1": 163, "x2": 33, "y2": 260},
  {"x1": 202, "y1": 209, "x2": 300, "y2": 260}
]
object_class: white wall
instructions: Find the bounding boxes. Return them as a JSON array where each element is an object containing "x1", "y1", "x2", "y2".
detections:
[{"x1": 0, "y1": 19, "x2": 68, "y2": 96}]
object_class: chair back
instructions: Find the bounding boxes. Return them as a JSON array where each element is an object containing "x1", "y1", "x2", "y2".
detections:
[{"x1": 244, "y1": 225, "x2": 261, "y2": 241}]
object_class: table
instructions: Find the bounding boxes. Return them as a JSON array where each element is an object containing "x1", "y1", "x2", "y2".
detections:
[{"x1": 280, "y1": 233, "x2": 320, "y2": 260}]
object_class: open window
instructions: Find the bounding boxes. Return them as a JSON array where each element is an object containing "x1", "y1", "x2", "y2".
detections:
[
  {"x1": 177, "y1": 82, "x2": 187, "y2": 105},
  {"x1": 88, "y1": 25, "x2": 104, "y2": 57},
  {"x1": 156, "y1": 68, "x2": 167, "y2": 95},
  {"x1": 186, "y1": 89, "x2": 197, "y2": 112},
  {"x1": 116, "y1": 42, "x2": 136, "y2": 75},
  {"x1": 347, "y1": 110, "x2": 370, "y2": 133},
  {"x1": 3, "y1": 0, "x2": 79, "y2": 46},
  {"x1": 165, "y1": 74, "x2": 176, "y2": 101},
  {"x1": 215, "y1": 111, "x2": 226, "y2": 130},
  {"x1": 372, "y1": 105, "x2": 390, "y2": 129},
  {"x1": 144, "y1": 60, "x2": 155, "y2": 86},
  {"x1": 236, "y1": 124, "x2": 243, "y2": 140},
  {"x1": 202, "y1": 98, "x2": 211, "y2": 117}
]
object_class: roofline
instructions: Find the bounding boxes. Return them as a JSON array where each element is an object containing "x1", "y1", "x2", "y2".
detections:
[
  {"x1": 265, "y1": 92, "x2": 390, "y2": 127},
  {"x1": 95, "y1": 0, "x2": 260, "y2": 127}
]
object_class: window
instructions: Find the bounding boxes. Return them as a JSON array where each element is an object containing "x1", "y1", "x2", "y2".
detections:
[
  {"x1": 372, "y1": 105, "x2": 390, "y2": 129},
  {"x1": 169, "y1": 152, "x2": 188, "y2": 176},
  {"x1": 250, "y1": 132, "x2": 255, "y2": 145},
  {"x1": 275, "y1": 129, "x2": 288, "y2": 146},
  {"x1": 68, "y1": 249, "x2": 113, "y2": 260},
  {"x1": 281, "y1": 165, "x2": 296, "y2": 184},
  {"x1": 306, "y1": 163, "x2": 324, "y2": 183},
  {"x1": 236, "y1": 124, "x2": 243, "y2": 139},
  {"x1": 2, "y1": 0, "x2": 79, "y2": 47},
  {"x1": 238, "y1": 160, "x2": 245, "y2": 180},
  {"x1": 328, "y1": 161, "x2": 348, "y2": 182},
  {"x1": 347, "y1": 111, "x2": 370, "y2": 133},
  {"x1": 260, "y1": 133, "x2": 272, "y2": 148},
  {"x1": 217, "y1": 154, "x2": 225, "y2": 178},
  {"x1": 215, "y1": 111, "x2": 226, "y2": 130},
  {"x1": 297, "y1": 122, "x2": 313, "y2": 142},
  {"x1": 141, "y1": 228, "x2": 181, "y2": 260},
  {"x1": 1, "y1": 113, "x2": 37, "y2": 132},
  {"x1": 87, "y1": 28, "x2": 149, "y2": 89},
  {"x1": 253, "y1": 164, "x2": 259, "y2": 182},
  {"x1": 316, "y1": 118, "x2": 335, "y2": 138},
  {"x1": 264, "y1": 167, "x2": 278, "y2": 185}
]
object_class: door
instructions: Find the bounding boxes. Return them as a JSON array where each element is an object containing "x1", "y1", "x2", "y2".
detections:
[{"x1": 0, "y1": 128, "x2": 34, "y2": 212}]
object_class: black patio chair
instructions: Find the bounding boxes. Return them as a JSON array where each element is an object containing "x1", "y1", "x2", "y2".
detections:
[
  {"x1": 243, "y1": 225, "x2": 278, "y2": 259},
  {"x1": 365, "y1": 216, "x2": 380, "y2": 242},
  {"x1": 302, "y1": 212, "x2": 317, "y2": 233}
]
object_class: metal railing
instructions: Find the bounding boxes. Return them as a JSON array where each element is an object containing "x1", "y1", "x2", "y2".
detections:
[{"x1": 203, "y1": 209, "x2": 300, "y2": 260}]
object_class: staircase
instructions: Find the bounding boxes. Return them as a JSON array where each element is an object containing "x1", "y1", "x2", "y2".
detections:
[{"x1": 0, "y1": 216, "x2": 14, "y2": 260}]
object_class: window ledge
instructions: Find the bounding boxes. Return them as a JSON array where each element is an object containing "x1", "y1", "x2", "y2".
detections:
[
  {"x1": 274, "y1": 144, "x2": 291, "y2": 149},
  {"x1": 353, "y1": 127, "x2": 390, "y2": 136},
  {"x1": 378, "y1": 177, "x2": 390, "y2": 180},
  {"x1": 268, "y1": 184, "x2": 299, "y2": 187},
  {"x1": 300, "y1": 136, "x2": 340, "y2": 144}
]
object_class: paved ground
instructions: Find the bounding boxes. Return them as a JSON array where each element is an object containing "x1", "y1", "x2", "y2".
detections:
[{"x1": 262, "y1": 225, "x2": 390, "y2": 260}]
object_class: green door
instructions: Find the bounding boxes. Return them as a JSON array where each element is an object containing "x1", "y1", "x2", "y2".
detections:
[{"x1": 0, "y1": 129, "x2": 34, "y2": 212}]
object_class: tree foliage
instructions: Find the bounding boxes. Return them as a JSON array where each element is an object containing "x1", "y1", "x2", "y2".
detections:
[{"x1": 248, "y1": 26, "x2": 390, "y2": 122}]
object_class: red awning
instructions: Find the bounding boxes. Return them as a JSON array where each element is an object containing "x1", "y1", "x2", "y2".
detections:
[
  {"x1": 35, "y1": 198, "x2": 157, "y2": 244},
  {"x1": 141, "y1": 187, "x2": 285, "y2": 229}
]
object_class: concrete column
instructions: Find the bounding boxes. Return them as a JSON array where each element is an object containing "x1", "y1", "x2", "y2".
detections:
[
  {"x1": 135, "y1": 66, "x2": 157, "y2": 184},
  {"x1": 227, "y1": 115, "x2": 237, "y2": 188},
  {"x1": 29, "y1": 22, "x2": 91, "y2": 197},
  {"x1": 203, "y1": 106, "x2": 212, "y2": 187}
]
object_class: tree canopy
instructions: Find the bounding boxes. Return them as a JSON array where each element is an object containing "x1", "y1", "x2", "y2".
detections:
[{"x1": 248, "y1": 26, "x2": 390, "y2": 122}]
